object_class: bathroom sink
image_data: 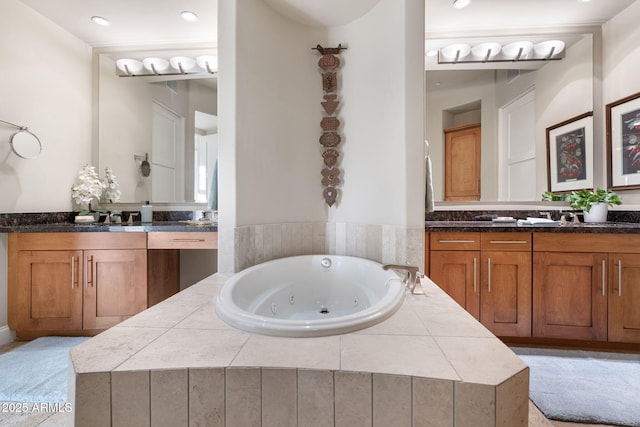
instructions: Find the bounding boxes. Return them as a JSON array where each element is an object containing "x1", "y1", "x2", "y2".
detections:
[
  {"x1": 106, "y1": 225, "x2": 147, "y2": 232},
  {"x1": 517, "y1": 218, "x2": 560, "y2": 226}
]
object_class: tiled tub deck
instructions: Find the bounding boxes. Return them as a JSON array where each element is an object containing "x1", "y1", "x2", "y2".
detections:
[{"x1": 69, "y1": 274, "x2": 529, "y2": 426}]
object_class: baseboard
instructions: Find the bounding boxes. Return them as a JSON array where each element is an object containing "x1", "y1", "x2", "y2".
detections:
[{"x1": 0, "y1": 325, "x2": 15, "y2": 346}]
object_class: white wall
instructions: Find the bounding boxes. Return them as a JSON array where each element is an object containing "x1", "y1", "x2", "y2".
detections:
[
  {"x1": 221, "y1": 0, "x2": 326, "y2": 228},
  {"x1": 217, "y1": 0, "x2": 327, "y2": 272},
  {"x1": 219, "y1": 0, "x2": 425, "y2": 273},
  {"x1": 0, "y1": 0, "x2": 92, "y2": 334},
  {"x1": 99, "y1": 54, "x2": 153, "y2": 202},
  {"x1": 534, "y1": 34, "x2": 594, "y2": 197},
  {"x1": 328, "y1": 0, "x2": 425, "y2": 228},
  {"x1": 603, "y1": 0, "x2": 640, "y2": 205},
  {"x1": 0, "y1": 0, "x2": 92, "y2": 213}
]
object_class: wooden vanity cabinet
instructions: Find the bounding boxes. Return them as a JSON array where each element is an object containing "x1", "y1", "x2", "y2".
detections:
[
  {"x1": 8, "y1": 232, "x2": 147, "y2": 337},
  {"x1": 533, "y1": 251, "x2": 608, "y2": 341},
  {"x1": 429, "y1": 232, "x2": 532, "y2": 336},
  {"x1": 480, "y1": 233, "x2": 532, "y2": 337},
  {"x1": 13, "y1": 250, "x2": 84, "y2": 332},
  {"x1": 82, "y1": 249, "x2": 147, "y2": 330},
  {"x1": 608, "y1": 253, "x2": 640, "y2": 343},
  {"x1": 429, "y1": 232, "x2": 481, "y2": 319},
  {"x1": 533, "y1": 233, "x2": 640, "y2": 344}
]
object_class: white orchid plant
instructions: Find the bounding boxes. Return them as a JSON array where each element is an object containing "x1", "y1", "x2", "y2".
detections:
[
  {"x1": 102, "y1": 167, "x2": 122, "y2": 203},
  {"x1": 71, "y1": 164, "x2": 121, "y2": 214}
]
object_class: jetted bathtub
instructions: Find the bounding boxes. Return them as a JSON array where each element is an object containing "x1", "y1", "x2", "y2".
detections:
[{"x1": 215, "y1": 255, "x2": 406, "y2": 337}]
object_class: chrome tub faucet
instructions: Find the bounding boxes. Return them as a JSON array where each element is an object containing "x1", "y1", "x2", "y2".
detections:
[{"x1": 382, "y1": 264, "x2": 424, "y2": 295}]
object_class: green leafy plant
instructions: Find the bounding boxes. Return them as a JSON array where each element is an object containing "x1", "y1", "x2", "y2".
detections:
[
  {"x1": 566, "y1": 188, "x2": 622, "y2": 213},
  {"x1": 541, "y1": 191, "x2": 569, "y2": 202}
]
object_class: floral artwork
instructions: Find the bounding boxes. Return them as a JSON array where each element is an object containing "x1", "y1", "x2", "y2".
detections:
[
  {"x1": 607, "y1": 91, "x2": 640, "y2": 190},
  {"x1": 546, "y1": 112, "x2": 594, "y2": 193},
  {"x1": 620, "y1": 107, "x2": 640, "y2": 175},
  {"x1": 555, "y1": 127, "x2": 586, "y2": 183}
]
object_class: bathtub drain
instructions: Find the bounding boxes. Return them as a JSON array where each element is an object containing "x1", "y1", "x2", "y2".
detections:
[{"x1": 320, "y1": 307, "x2": 329, "y2": 314}]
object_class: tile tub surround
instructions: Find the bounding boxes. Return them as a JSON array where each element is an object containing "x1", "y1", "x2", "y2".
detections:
[
  {"x1": 229, "y1": 222, "x2": 424, "y2": 273},
  {"x1": 69, "y1": 274, "x2": 529, "y2": 426}
]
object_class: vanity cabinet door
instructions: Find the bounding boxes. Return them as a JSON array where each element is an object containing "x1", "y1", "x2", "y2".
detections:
[
  {"x1": 12, "y1": 250, "x2": 83, "y2": 332},
  {"x1": 608, "y1": 254, "x2": 640, "y2": 343},
  {"x1": 429, "y1": 250, "x2": 480, "y2": 319},
  {"x1": 533, "y1": 252, "x2": 608, "y2": 341},
  {"x1": 83, "y1": 249, "x2": 148, "y2": 330},
  {"x1": 480, "y1": 251, "x2": 531, "y2": 337}
]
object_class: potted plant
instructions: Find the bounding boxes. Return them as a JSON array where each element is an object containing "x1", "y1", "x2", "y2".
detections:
[
  {"x1": 566, "y1": 188, "x2": 622, "y2": 222},
  {"x1": 541, "y1": 191, "x2": 570, "y2": 202}
]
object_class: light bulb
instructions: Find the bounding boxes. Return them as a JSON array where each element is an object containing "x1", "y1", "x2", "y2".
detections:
[
  {"x1": 180, "y1": 11, "x2": 198, "y2": 22},
  {"x1": 453, "y1": 0, "x2": 472, "y2": 9},
  {"x1": 91, "y1": 16, "x2": 110, "y2": 26}
]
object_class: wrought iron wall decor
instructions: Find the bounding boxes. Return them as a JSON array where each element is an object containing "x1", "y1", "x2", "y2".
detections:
[{"x1": 314, "y1": 44, "x2": 346, "y2": 207}]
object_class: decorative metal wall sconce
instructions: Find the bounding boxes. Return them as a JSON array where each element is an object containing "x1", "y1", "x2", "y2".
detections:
[
  {"x1": 314, "y1": 44, "x2": 346, "y2": 207},
  {"x1": 1, "y1": 118, "x2": 42, "y2": 159}
]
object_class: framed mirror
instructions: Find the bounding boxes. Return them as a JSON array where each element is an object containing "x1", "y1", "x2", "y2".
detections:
[
  {"x1": 96, "y1": 49, "x2": 217, "y2": 204},
  {"x1": 425, "y1": 33, "x2": 593, "y2": 204}
]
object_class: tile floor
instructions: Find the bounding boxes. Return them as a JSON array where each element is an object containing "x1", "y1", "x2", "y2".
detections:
[{"x1": 0, "y1": 341, "x2": 623, "y2": 427}]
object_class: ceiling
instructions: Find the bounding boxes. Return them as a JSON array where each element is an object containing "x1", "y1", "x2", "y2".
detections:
[{"x1": 17, "y1": 0, "x2": 636, "y2": 49}]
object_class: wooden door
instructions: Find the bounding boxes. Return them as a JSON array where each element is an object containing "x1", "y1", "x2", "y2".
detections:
[
  {"x1": 83, "y1": 249, "x2": 147, "y2": 330},
  {"x1": 481, "y1": 251, "x2": 531, "y2": 337},
  {"x1": 533, "y1": 252, "x2": 607, "y2": 341},
  {"x1": 444, "y1": 123, "x2": 481, "y2": 201},
  {"x1": 13, "y1": 250, "x2": 83, "y2": 331},
  {"x1": 608, "y1": 254, "x2": 640, "y2": 343},
  {"x1": 429, "y1": 251, "x2": 480, "y2": 319}
]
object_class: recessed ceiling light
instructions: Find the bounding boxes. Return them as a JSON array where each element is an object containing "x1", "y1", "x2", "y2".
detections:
[
  {"x1": 453, "y1": 0, "x2": 472, "y2": 9},
  {"x1": 91, "y1": 16, "x2": 110, "y2": 26},
  {"x1": 180, "y1": 11, "x2": 199, "y2": 22},
  {"x1": 578, "y1": 0, "x2": 592, "y2": 3}
]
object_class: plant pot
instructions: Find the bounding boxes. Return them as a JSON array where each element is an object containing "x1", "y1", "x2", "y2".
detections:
[{"x1": 583, "y1": 203, "x2": 608, "y2": 223}]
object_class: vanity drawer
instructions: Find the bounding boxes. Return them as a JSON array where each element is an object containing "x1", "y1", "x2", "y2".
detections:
[
  {"x1": 147, "y1": 231, "x2": 218, "y2": 249},
  {"x1": 481, "y1": 232, "x2": 531, "y2": 251},
  {"x1": 430, "y1": 232, "x2": 480, "y2": 250}
]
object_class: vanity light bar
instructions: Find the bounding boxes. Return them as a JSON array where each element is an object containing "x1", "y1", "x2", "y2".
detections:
[
  {"x1": 437, "y1": 40, "x2": 565, "y2": 64},
  {"x1": 115, "y1": 56, "x2": 217, "y2": 77}
]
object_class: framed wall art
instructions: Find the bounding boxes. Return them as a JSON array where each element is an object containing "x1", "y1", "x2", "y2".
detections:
[
  {"x1": 607, "y1": 91, "x2": 640, "y2": 190},
  {"x1": 546, "y1": 112, "x2": 594, "y2": 193}
]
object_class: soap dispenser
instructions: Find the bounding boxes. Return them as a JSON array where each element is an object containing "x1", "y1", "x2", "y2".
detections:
[{"x1": 141, "y1": 201, "x2": 153, "y2": 224}]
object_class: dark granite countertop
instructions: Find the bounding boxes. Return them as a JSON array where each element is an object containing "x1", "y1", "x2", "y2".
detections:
[
  {"x1": 0, "y1": 211, "x2": 217, "y2": 233},
  {"x1": 425, "y1": 220, "x2": 640, "y2": 234},
  {"x1": 0, "y1": 221, "x2": 217, "y2": 233}
]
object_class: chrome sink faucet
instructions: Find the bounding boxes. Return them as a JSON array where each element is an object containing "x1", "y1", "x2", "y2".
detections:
[
  {"x1": 382, "y1": 264, "x2": 423, "y2": 294},
  {"x1": 539, "y1": 211, "x2": 552, "y2": 220}
]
